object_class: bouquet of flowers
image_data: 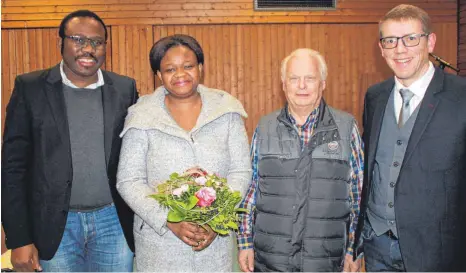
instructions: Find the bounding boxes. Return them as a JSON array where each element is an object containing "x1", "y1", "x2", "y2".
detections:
[{"x1": 148, "y1": 167, "x2": 247, "y2": 235}]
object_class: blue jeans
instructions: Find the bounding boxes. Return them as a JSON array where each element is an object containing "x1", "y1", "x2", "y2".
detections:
[
  {"x1": 362, "y1": 220, "x2": 405, "y2": 272},
  {"x1": 40, "y1": 204, "x2": 133, "y2": 272}
]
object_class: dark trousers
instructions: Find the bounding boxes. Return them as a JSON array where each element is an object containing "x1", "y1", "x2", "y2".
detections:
[{"x1": 362, "y1": 220, "x2": 406, "y2": 272}]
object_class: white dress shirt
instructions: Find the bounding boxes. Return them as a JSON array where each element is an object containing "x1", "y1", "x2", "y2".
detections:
[{"x1": 393, "y1": 61, "x2": 435, "y2": 123}]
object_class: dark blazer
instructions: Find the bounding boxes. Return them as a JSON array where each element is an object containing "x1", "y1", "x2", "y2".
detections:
[
  {"x1": 1, "y1": 64, "x2": 138, "y2": 260},
  {"x1": 354, "y1": 67, "x2": 466, "y2": 271}
]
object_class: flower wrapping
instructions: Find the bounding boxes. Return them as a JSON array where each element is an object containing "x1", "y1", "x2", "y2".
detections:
[{"x1": 148, "y1": 167, "x2": 247, "y2": 235}]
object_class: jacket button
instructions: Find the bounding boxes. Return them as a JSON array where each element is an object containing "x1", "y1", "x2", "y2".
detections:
[
  {"x1": 393, "y1": 162, "x2": 399, "y2": 167},
  {"x1": 388, "y1": 202, "x2": 394, "y2": 208},
  {"x1": 390, "y1": 182, "x2": 395, "y2": 188},
  {"x1": 396, "y1": 140, "x2": 402, "y2": 145}
]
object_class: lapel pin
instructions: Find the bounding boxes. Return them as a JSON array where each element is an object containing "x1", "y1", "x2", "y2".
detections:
[{"x1": 328, "y1": 141, "x2": 339, "y2": 151}]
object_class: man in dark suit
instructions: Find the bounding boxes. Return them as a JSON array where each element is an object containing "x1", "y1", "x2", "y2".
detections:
[
  {"x1": 1, "y1": 10, "x2": 138, "y2": 272},
  {"x1": 354, "y1": 4, "x2": 466, "y2": 272}
]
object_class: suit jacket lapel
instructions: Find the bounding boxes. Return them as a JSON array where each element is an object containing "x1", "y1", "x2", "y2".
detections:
[
  {"x1": 101, "y1": 72, "x2": 116, "y2": 168},
  {"x1": 368, "y1": 79, "x2": 394, "y2": 179},
  {"x1": 402, "y1": 68, "x2": 444, "y2": 166},
  {"x1": 44, "y1": 65, "x2": 70, "y2": 145}
]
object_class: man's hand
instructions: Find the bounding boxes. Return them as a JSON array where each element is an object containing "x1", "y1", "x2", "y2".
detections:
[
  {"x1": 192, "y1": 225, "x2": 217, "y2": 251},
  {"x1": 11, "y1": 244, "x2": 42, "y2": 272},
  {"x1": 238, "y1": 248, "x2": 254, "y2": 272},
  {"x1": 342, "y1": 253, "x2": 361, "y2": 272},
  {"x1": 167, "y1": 222, "x2": 204, "y2": 247}
]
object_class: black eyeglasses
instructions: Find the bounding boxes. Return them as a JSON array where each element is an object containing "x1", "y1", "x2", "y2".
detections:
[
  {"x1": 380, "y1": 33, "x2": 430, "y2": 49},
  {"x1": 64, "y1": 35, "x2": 106, "y2": 50}
]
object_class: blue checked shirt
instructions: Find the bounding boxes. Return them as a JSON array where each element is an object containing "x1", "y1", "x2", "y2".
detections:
[{"x1": 237, "y1": 106, "x2": 364, "y2": 256}]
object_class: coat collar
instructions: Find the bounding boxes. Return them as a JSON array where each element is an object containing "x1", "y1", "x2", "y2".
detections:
[{"x1": 120, "y1": 84, "x2": 247, "y2": 139}]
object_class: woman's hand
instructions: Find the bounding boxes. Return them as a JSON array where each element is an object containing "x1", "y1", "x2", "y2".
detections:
[
  {"x1": 166, "y1": 222, "x2": 205, "y2": 247},
  {"x1": 192, "y1": 224, "x2": 217, "y2": 251}
]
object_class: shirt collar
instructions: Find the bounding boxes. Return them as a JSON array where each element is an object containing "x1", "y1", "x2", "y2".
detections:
[
  {"x1": 286, "y1": 104, "x2": 320, "y2": 128},
  {"x1": 394, "y1": 61, "x2": 435, "y2": 98},
  {"x1": 60, "y1": 60, "x2": 104, "y2": 89}
]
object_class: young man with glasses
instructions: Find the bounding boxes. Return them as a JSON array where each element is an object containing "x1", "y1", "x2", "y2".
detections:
[
  {"x1": 1, "y1": 10, "x2": 138, "y2": 272},
  {"x1": 354, "y1": 4, "x2": 466, "y2": 272}
]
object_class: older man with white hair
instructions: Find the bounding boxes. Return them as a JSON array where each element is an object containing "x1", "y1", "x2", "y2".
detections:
[{"x1": 237, "y1": 48, "x2": 363, "y2": 272}]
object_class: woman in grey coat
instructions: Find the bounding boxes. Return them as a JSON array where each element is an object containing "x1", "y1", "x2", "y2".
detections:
[{"x1": 116, "y1": 34, "x2": 251, "y2": 272}]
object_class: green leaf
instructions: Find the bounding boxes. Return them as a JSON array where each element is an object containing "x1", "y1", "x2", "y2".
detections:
[
  {"x1": 187, "y1": 195, "x2": 199, "y2": 210},
  {"x1": 232, "y1": 191, "x2": 241, "y2": 198},
  {"x1": 235, "y1": 208, "x2": 249, "y2": 213},
  {"x1": 212, "y1": 224, "x2": 229, "y2": 235},
  {"x1": 148, "y1": 194, "x2": 165, "y2": 199},
  {"x1": 226, "y1": 221, "x2": 238, "y2": 230},
  {"x1": 169, "y1": 173, "x2": 180, "y2": 180},
  {"x1": 167, "y1": 210, "x2": 184, "y2": 222},
  {"x1": 174, "y1": 200, "x2": 187, "y2": 209},
  {"x1": 167, "y1": 200, "x2": 186, "y2": 216},
  {"x1": 217, "y1": 230, "x2": 229, "y2": 236}
]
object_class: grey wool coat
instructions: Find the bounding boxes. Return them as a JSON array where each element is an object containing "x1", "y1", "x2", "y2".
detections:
[{"x1": 116, "y1": 84, "x2": 252, "y2": 272}]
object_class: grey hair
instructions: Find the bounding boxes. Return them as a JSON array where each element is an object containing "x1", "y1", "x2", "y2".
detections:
[{"x1": 280, "y1": 48, "x2": 328, "y2": 82}]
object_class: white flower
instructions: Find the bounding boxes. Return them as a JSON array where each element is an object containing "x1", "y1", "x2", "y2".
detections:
[
  {"x1": 180, "y1": 184, "x2": 189, "y2": 192},
  {"x1": 172, "y1": 188, "x2": 183, "y2": 197},
  {"x1": 195, "y1": 177, "x2": 207, "y2": 185},
  {"x1": 172, "y1": 184, "x2": 189, "y2": 197}
]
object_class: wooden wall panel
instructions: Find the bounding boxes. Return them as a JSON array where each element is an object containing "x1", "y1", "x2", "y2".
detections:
[
  {"x1": 459, "y1": 1, "x2": 466, "y2": 76},
  {"x1": 1, "y1": 0, "x2": 457, "y2": 28},
  {"x1": 1, "y1": 21, "x2": 458, "y2": 137},
  {"x1": 111, "y1": 25, "x2": 154, "y2": 95}
]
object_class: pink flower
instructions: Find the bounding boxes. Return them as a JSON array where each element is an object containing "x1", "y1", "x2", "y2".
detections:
[{"x1": 195, "y1": 187, "x2": 216, "y2": 207}]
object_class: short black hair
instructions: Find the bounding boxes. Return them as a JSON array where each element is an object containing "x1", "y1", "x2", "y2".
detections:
[
  {"x1": 59, "y1": 10, "x2": 107, "y2": 54},
  {"x1": 149, "y1": 34, "x2": 204, "y2": 73}
]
